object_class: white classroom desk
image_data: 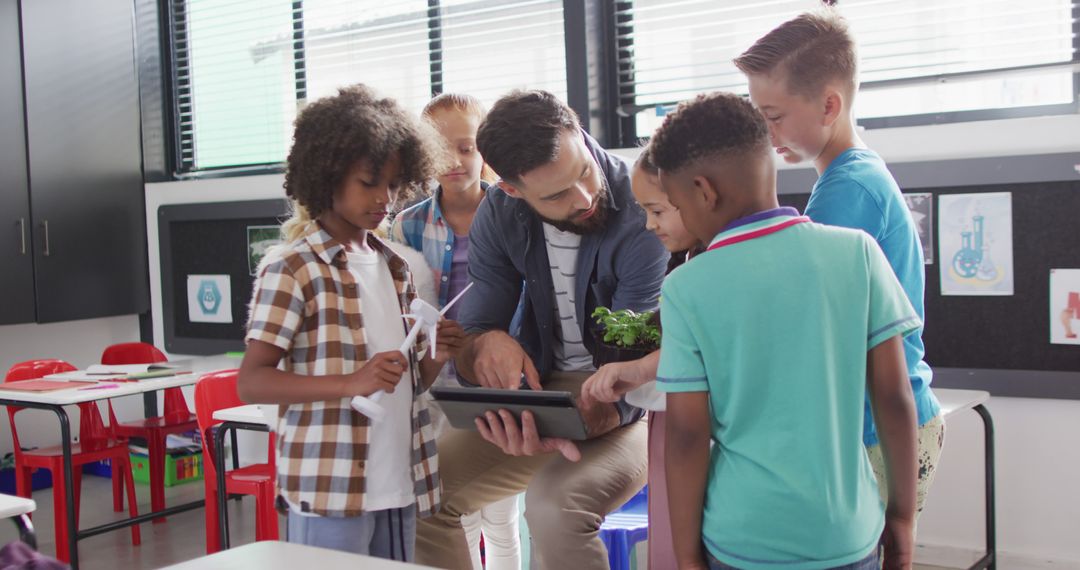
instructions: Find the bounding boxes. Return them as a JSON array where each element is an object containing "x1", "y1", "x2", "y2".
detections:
[
  {"x1": 933, "y1": 388, "x2": 995, "y2": 570},
  {"x1": 214, "y1": 403, "x2": 273, "y2": 425},
  {"x1": 161, "y1": 540, "x2": 437, "y2": 569},
  {"x1": 0, "y1": 373, "x2": 201, "y2": 406},
  {"x1": 0, "y1": 354, "x2": 240, "y2": 569},
  {"x1": 937, "y1": 388, "x2": 990, "y2": 420},
  {"x1": 0, "y1": 493, "x2": 36, "y2": 519},
  {"x1": 0, "y1": 493, "x2": 37, "y2": 550}
]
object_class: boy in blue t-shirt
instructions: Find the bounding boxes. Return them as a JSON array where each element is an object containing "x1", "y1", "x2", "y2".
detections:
[
  {"x1": 649, "y1": 92, "x2": 919, "y2": 569},
  {"x1": 735, "y1": 8, "x2": 944, "y2": 517}
]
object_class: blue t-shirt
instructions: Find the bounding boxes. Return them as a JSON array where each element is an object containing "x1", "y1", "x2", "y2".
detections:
[
  {"x1": 657, "y1": 208, "x2": 921, "y2": 569},
  {"x1": 806, "y1": 148, "x2": 940, "y2": 446}
]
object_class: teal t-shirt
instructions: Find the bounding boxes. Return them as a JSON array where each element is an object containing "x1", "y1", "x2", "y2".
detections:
[
  {"x1": 806, "y1": 147, "x2": 940, "y2": 446},
  {"x1": 657, "y1": 209, "x2": 921, "y2": 569}
]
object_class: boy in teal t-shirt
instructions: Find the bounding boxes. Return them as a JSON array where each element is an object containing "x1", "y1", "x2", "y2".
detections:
[
  {"x1": 648, "y1": 92, "x2": 920, "y2": 570},
  {"x1": 736, "y1": 9, "x2": 944, "y2": 516}
]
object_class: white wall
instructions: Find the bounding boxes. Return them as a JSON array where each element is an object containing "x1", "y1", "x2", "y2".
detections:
[
  {"x1": 0, "y1": 315, "x2": 142, "y2": 455},
  {"x1": 918, "y1": 396, "x2": 1080, "y2": 564},
  {"x1": 854, "y1": 113, "x2": 1080, "y2": 164}
]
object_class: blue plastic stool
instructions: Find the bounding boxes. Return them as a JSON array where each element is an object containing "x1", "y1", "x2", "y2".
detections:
[{"x1": 599, "y1": 486, "x2": 649, "y2": 570}]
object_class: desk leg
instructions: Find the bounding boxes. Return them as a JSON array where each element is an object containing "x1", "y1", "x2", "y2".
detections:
[
  {"x1": 142, "y1": 392, "x2": 158, "y2": 418},
  {"x1": 214, "y1": 423, "x2": 231, "y2": 549},
  {"x1": 230, "y1": 428, "x2": 242, "y2": 502},
  {"x1": 973, "y1": 404, "x2": 996, "y2": 570},
  {"x1": 51, "y1": 406, "x2": 79, "y2": 570},
  {"x1": 13, "y1": 513, "x2": 36, "y2": 550}
]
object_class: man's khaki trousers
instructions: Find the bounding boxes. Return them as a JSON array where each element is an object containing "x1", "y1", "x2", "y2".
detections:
[{"x1": 416, "y1": 371, "x2": 648, "y2": 570}]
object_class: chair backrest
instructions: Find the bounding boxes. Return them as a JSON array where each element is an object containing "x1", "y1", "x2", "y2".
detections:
[
  {"x1": 101, "y1": 342, "x2": 191, "y2": 420},
  {"x1": 194, "y1": 370, "x2": 242, "y2": 483},
  {"x1": 5, "y1": 359, "x2": 76, "y2": 383},
  {"x1": 101, "y1": 342, "x2": 167, "y2": 366},
  {"x1": 3, "y1": 359, "x2": 112, "y2": 456}
]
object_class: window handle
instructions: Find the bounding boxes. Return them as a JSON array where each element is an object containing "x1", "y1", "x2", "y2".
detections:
[{"x1": 41, "y1": 220, "x2": 50, "y2": 256}]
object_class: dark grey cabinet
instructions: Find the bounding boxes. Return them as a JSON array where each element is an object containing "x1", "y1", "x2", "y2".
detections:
[
  {"x1": 0, "y1": 0, "x2": 149, "y2": 325},
  {"x1": 0, "y1": 0, "x2": 35, "y2": 324}
]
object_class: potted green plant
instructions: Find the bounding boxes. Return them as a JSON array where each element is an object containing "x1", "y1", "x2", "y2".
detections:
[{"x1": 590, "y1": 307, "x2": 660, "y2": 368}]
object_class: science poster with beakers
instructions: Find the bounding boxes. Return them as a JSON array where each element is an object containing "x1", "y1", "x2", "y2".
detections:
[{"x1": 938, "y1": 192, "x2": 1013, "y2": 296}]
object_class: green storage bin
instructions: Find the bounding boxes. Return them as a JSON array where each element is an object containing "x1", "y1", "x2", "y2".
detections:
[{"x1": 129, "y1": 451, "x2": 204, "y2": 487}]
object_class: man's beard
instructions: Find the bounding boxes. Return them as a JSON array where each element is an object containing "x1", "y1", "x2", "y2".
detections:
[{"x1": 536, "y1": 181, "x2": 610, "y2": 235}]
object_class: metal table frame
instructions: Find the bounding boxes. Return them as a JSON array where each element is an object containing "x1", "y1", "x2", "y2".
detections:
[
  {"x1": 968, "y1": 403, "x2": 996, "y2": 570},
  {"x1": 0, "y1": 397, "x2": 205, "y2": 569},
  {"x1": 211, "y1": 419, "x2": 269, "y2": 549},
  {"x1": 12, "y1": 512, "x2": 36, "y2": 549}
]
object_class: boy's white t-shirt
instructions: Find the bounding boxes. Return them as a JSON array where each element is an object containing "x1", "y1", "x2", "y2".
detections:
[
  {"x1": 344, "y1": 247, "x2": 414, "y2": 511},
  {"x1": 542, "y1": 223, "x2": 594, "y2": 372}
]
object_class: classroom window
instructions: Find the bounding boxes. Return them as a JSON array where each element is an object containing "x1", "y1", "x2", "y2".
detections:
[
  {"x1": 173, "y1": 0, "x2": 296, "y2": 172},
  {"x1": 171, "y1": 0, "x2": 567, "y2": 173},
  {"x1": 439, "y1": 0, "x2": 567, "y2": 107},
  {"x1": 615, "y1": 0, "x2": 1078, "y2": 140}
]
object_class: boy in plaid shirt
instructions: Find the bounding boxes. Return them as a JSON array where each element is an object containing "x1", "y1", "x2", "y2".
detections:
[{"x1": 239, "y1": 84, "x2": 464, "y2": 562}]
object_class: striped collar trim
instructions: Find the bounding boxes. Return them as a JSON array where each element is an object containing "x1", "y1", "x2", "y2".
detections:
[{"x1": 707, "y1": 208, "x2": 808, "y2": 251}]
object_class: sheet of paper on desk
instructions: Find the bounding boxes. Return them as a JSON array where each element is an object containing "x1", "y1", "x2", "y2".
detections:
[
  {"x1": 46, "y1": 370, "x2": 126, "y2": 381},
  {"x1": 86, "y1": 363, "x2": 189, "y2": 374},
  {"x1": 47, "y1": 367, "x2": 191, "y2": 382},
  {"x1": 0, "y1": 379, "x2": 95, "y2": 392},
  {"x1": 124, "y1": 370, "x2": 193, "y2": 380}
]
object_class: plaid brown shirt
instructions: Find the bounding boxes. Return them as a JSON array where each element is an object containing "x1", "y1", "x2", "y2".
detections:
[{"x1": 246, "y1": 221, "x2": 441, "y2": 517}]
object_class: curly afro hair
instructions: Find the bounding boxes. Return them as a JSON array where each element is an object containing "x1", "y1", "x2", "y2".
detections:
[
  {"x1": 284, "y1": 84, "x2": 447, "y2": 219},
  {"x1": 649, "y1": 92, "x2": 769, "y2": 174}
]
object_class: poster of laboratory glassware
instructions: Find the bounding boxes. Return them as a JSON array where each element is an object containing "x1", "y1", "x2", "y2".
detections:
[
  {"x1": 938, "y1": 192, "x2": 1013, "y2": 296},
  {"x1": 903, "y1": 193, "x2": 933, "y2": 264},
  {"x1": 1049, "y1": 269, "x2": 1080, "y2": 345}
]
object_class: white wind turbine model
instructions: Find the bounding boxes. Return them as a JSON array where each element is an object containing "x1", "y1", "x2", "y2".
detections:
[{"x1": 350, "y1": 282, "x2": 474, "y2": 420}]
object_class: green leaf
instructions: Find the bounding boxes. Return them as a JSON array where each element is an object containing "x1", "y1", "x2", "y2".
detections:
[{"x1": 593, "y1": 305, "x2": 661, "y2": 348}]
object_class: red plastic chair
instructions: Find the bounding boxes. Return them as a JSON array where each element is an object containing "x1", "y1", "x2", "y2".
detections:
[
  {"x1": 4, "y1": 359, "x2": 140, "y2": 562},
  {"x1": 102, "y1": 342, "x2": 198, "y2": 522},
  {"x1": 194, "y1": 370, "x2": 277, "y2": 553}
]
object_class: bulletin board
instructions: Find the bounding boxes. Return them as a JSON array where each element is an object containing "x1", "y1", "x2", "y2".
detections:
[
  {"x1": 778, "y1": 176, "x2": 1080, "y2": 398},
  {"x1": 158, "y1": 200, "x2": 289, "y2": 355}
]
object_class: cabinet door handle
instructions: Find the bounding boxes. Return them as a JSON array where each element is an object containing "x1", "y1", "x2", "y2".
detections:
[
  {"x1": 18, "y1": 218, "x2": 26, "y2": 255},
  {"x1": 41, "y1": 220, "x2": 50, "y2": 256}
]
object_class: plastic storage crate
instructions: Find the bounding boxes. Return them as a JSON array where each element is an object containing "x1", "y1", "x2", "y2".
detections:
[
  {"x1": 129, "y1": 450, "x2": 203, "y2": 487},
  {"x1": 0, "y1": 466, "x2": 52, "y2": 494}
]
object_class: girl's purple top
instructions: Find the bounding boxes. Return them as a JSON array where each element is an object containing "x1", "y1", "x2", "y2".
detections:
[{"x1": 444, "y1": 234, "x2": 470, "y2": 321}]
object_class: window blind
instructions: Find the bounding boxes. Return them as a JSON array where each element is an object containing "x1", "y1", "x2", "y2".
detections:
[
  {"x1": 614, "y1": 0, "x2": 1078, "y2": 133},
  {"x1": 172, "y1": 0, "x2": 567, "y2": 172}
]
